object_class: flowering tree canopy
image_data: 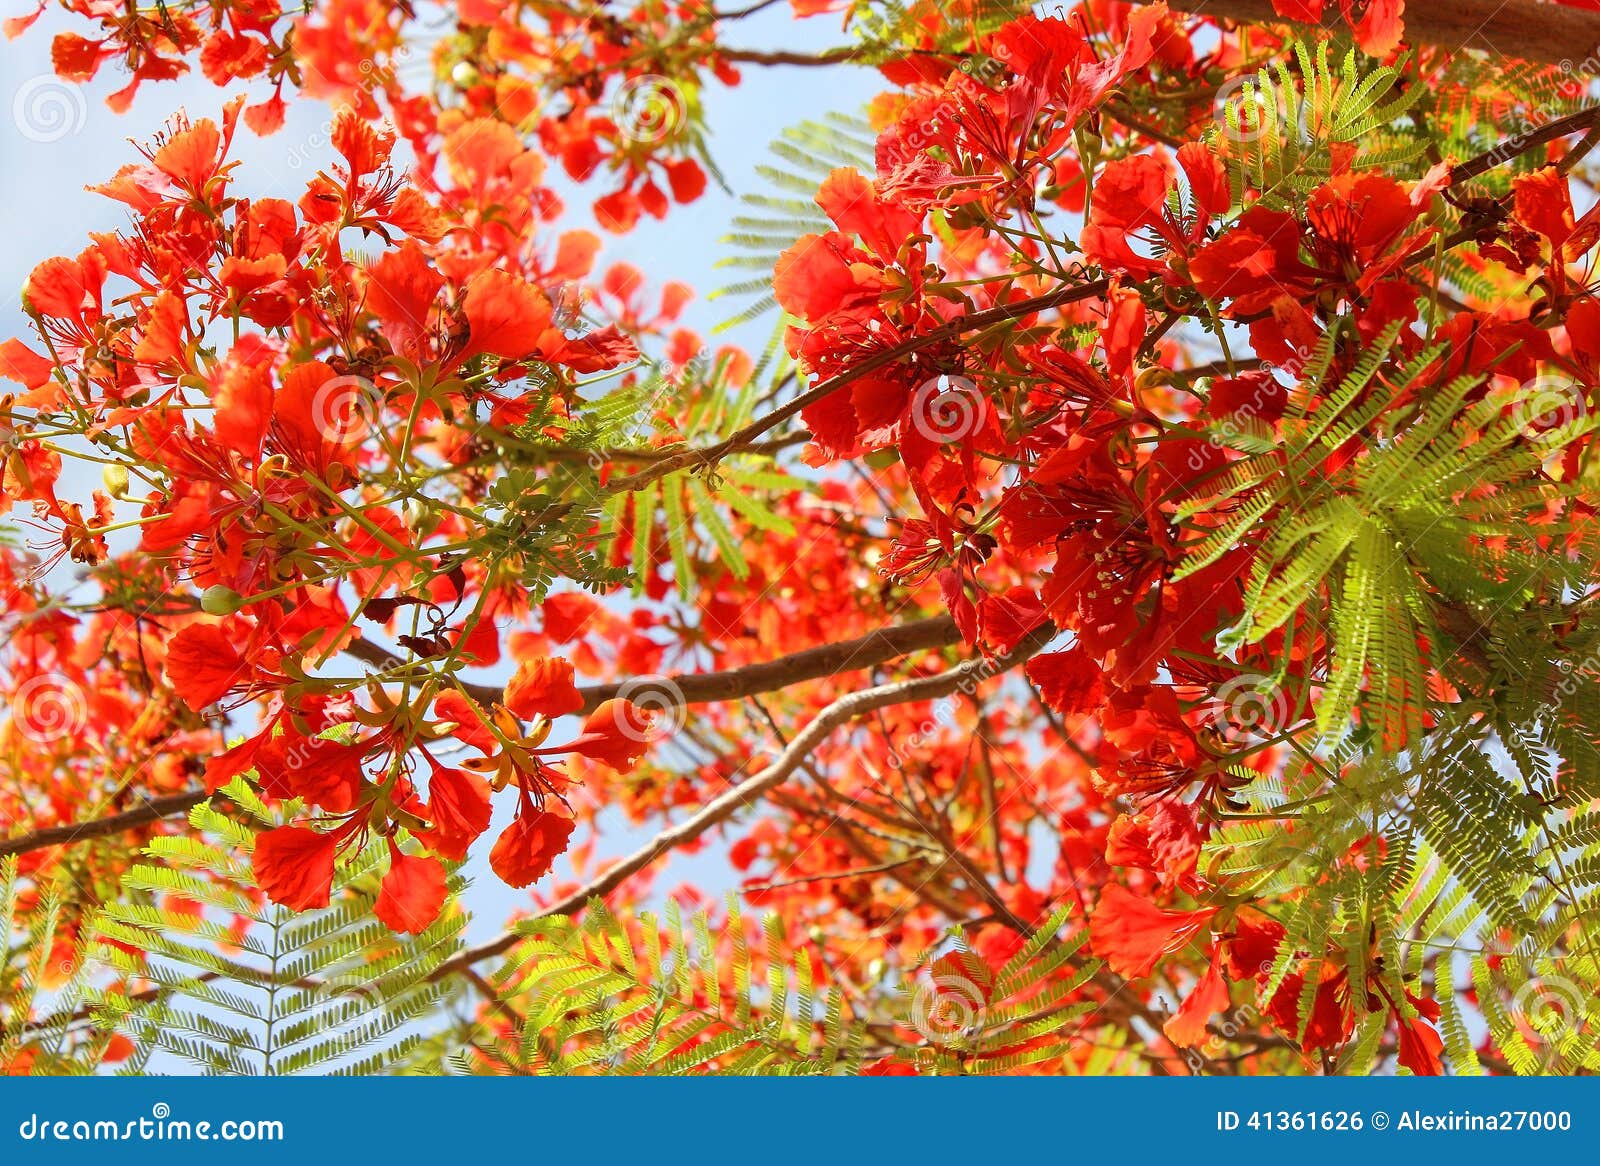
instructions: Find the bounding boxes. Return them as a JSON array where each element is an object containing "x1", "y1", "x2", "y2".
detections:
[{"x1": 5, "y1": 0, "x2": 1600, "y2": 1077}]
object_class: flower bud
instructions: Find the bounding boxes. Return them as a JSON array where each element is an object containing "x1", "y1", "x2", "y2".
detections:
[{"x1": 102, "y1": 463, "x2": 130, "y2": 498}]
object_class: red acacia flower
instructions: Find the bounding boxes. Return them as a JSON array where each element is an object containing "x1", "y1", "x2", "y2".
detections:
[
  {"x1": 163, "y1": 623, "x2": 248, "y2": 712},
  {"x1": 420, "y1": 763, "x2": 494, "y2": 862},
  {"x1": 542, "y1": 699, "x2": 655, "y2": 774},
  {"x1": 1081, "y1": 144, "x2": 1228, "y2": 279},
  {"x1": 1163, "y1": 960, "x2": 1230, "y2": 1049},
  {"x1": 504, "y1": 655, "x2": 584, "y2": 719}
]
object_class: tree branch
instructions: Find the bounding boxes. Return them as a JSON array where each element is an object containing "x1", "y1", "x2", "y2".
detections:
[
  {"x1": 1450, "y1": 103, "x2": 1600, "y2": 184},
  {"x1": 572, "y1": 614, "x2": 962, "y2": 711},
  {"x1": 720, "y1": 46, "x2": 865, "y2": 67},
  {"x1": 343, "y1": 613, "x2": 964, "y2": 714},
  {"x1": 0, "y1": 791, "x2": 213, "y2": 860},
  {"x1": 428, "y1": 622, "x2": 1056, "y2": 979},
  {"x1": 1135, "y1": 0, "x2": 1600, "y2": 66}
]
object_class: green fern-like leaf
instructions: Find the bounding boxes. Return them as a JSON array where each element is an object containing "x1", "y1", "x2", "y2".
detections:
[
  {"x1": 1, "y1": 857, "x2": 127, "y2": 1074},
  {"x1": 711, "y1": 112, "x2": 877, "y2": 327},
  {"x1": 460, "y1": 898, "x2": 864, "y2": 1075},
  {"x1": 1216, "y1": 41, "x2": 1427, "y2": 209},
  {"x1": 88, "y1": 782, "x2": 470, "y2": 1076}
]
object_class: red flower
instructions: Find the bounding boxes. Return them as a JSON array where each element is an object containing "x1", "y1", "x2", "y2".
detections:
[
  {"x1": 773, "y1": 231, "x2": 883, "y2": 323},
  {"x1": 539, "y1": 699, "x2": 654, "y2": 773},
  {"x1": 460, "y1": 269, "x2": 553, "y2": 363},
  {"x1": 861, "y1": 1057, "x2": 918, "y2": 1076},
  {"x1": 1105, "y1": 800, "x2": 1202, "y2": 890},
  {"x1": 1276, "y1": 0, "x2": 1405, "y2": 57},
  {"x1": 1223, "y1": 910, "x2": 1353, "y2": 1055},
  {"x1": 541, "y1": 592, "x2": 600, "y2": 642},
  {"x1": 1082, "y1": 145, "x2": 1226, "y2": 278},
  {"x1": 0, "y1": 338, "x2": 56, "y2": 395},
  {"x1": 257, "y1": 734, "x2": 365, "y2": 814},
  {"x1": 977, "y1": 587, "x2": 1048, "y2": 654},
  {"x1": 164, "y1": 622, "x2": 247, "y2": 711},
  {"x1": 1394, "y1": 990, "x2": 1445, "y2": 1076},
  {"x1": 421, "y1": 764, "x2": 494, "y2": 861},
  {"x1": 1190, "y1": 167, "x2": 1447, "y2": 325},
  {"x1": 1163, "y1": 960, "x2": 1230, "y2": 1049},
  {"x1": 270, "y1": 362, "x2": 366, "y2": 484},
  {"x1": 1027, "y1": 648, "x2": 1106, "y2": 716},
  {"x1": 1207, "y1": 371, "x2": 1288, "y2": 424}
]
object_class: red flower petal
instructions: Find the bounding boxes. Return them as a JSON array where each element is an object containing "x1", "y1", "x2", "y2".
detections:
[
  {"x1": 505, "y1": 655, "x2": 584, "y2": 720},
  {"x1": 1027, "y1": 648, "x2": 1105, "y2": 716},
  {"x1": 434, "y1": 689, "x2": 498, "y2": 754},
  {"x1": 541, "y1": 592, "x2": 600, "y2": 642},
  {"x1": 562, "y1": 698, "x2": 654, "y2": 773},
  {"x1": 212, "y1": 349, "x2": 273, "y2": 458},
  {"x1": 164, "y1": 622, "x2": 246, "y2": 712},
  {"x1": 1089, "y1": 884, "x2": 1216, "y2": 979},
  {"x1": 374, "y1": 847, "x2": 448, "y2": 935},
  {"x1": 253, "y1": 826, "x2": 336, "y2": 911},
  {"x1": 0, "y1": 338, "x2": 55, "y2": 390},
  {"x1": 461, "y1": 270, "x2": 551, "y2": 361},
  {"x1": 1163, "y1": 960, "x2": 1230, "y2": 1048},
  {"x1": 489, "y1": 809, "x2": 575, "y2": 888},
  {"x1": 423, "y1": 765, "x2": 493, "y2": 861}
]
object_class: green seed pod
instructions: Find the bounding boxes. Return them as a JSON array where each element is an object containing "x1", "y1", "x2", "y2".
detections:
[{"x1": 200, "y1": 585, "x2": 244, "y2": 616}]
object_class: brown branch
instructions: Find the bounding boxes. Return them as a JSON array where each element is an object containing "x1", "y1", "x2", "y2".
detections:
[
  {"x1": 428, "y1": 622, "x2": 1056, "y2": 980},
  {"x1": 345, "y1": 613, "x2": 964, "y2": 714},
  {"x1": 572, "y1": 614, "x2": 962, "y2": 711},
  {"x1": 1451, "y1": 104, "x2": 1600, "y2": 184},
  {"x1": 1135, "y1": 0, "x2": 1600, "y2": 66},
  {"x1": 0, "y1": 791, "x2": 212, "y2": 860},
  {"x1": 719, "y1": 47, "x2": 865, "y2": 67},
  {"x1": 740, "y1": 855, "x2": 922, "y2": 893}
]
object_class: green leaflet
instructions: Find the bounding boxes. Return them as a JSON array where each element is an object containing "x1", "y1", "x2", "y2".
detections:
[
  {"x1": 457, "y1": 898, "x2": 863, "y2": 1076},
  {"x1": 598, "y1": 338, "x2": 809, "y2": 598},
  {"x1": 1184, "y1": 322, "x2": 1591, "y2": 753},
  {"x1": 1210, "y1": 700, "x2": 1600, "y2": 1074},
  {"x1": 711, "y1": 112, "x2": 877, "y2": 329}
]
